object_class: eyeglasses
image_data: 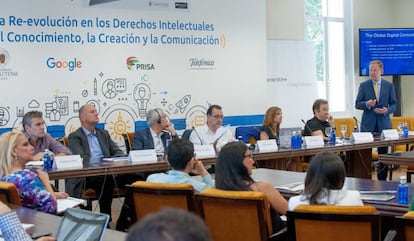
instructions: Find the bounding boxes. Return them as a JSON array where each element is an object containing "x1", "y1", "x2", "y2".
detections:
[
  {"x1": 243, "y1": 153, "x2": 254, "y2": 159},
  {"x1": 209, "y1": 115, "x2": 223, "y2": 120}
]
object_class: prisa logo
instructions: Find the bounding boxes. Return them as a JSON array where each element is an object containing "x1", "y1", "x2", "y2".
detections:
[
  {"x1": 46, "y1": 57, "x2": 82, "y2": 71},
  {"x1": 126, "y1": 56, "x2": 155, "y2": 71}
]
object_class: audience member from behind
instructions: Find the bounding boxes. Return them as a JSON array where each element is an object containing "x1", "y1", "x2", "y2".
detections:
[
  {"x1": 189, "y1": 104, "x2": 235, "y2": 151},
  {"x1": 215, "y1": 142, "x2": 288, "y2": 232},
  {"x1": 126, "y1": 208, "x2": 212, "y2": 241},
  {"x1": 146, "y1": 139, "x2": 214, "y2": 193},
  {"x1": 0, "y1": 132, "x2": 68, "y2": 214},
  {"x1": 0, "y1": 201, "x2": 56, "y2": 241},
  {"x1": 303, "y1": 99, "x2": 335, "y2": 139},
  {"x1": 132, "y1": 108, "x2": 179, "y2": 153},
  {"x1": 22, "y1": 111, "x2": 71, "y2": 161},
  {"x1": 260, "y1": 106, "x2": 283, "y2": 144},
  {"x1": 288, "y1": 151, "x2": 363, "y2": 210}
]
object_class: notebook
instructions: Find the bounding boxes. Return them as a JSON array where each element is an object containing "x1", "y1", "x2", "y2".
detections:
[{"x1": 56, "y1": 208, "x2": 109, "y2": 241}]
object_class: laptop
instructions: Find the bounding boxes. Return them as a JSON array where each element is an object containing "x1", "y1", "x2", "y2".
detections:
[
  {"x1": 56, "y1": 208, "x2": 109, "y2": 241},
  {"x1": 279, "y1": 127, "x2": 303, "y2": 148}
]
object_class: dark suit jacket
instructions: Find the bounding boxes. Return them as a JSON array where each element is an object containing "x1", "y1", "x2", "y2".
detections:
[
  {"x1": 355, "y1": 79, "x2": 397, "y2": 132},
  {"x1": 131, "y1": 127, "x2": 178, "y2": 151},
  {"x1": 65, "y1": 127, "x2": 124, "y2": 197}
]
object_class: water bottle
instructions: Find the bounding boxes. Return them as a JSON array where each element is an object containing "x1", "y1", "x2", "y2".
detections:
[
  {"x1": 330, "y1": 128, "x2": 336, "y2": 144},
  {"x1": 397, "y1": 176, "x2": 409, "y2": 204},
  {"x1": 296, "y1": 132, "x2": 302, "y2": 149},
  {"x1": 43, "y1": 149, "x2": 52, "y2": 171},
  {"x1": 291, "y1": 131, "x2": 297, "y2": 149},
  {"x1": 403, "y1": 126, "x2": 409, "y2": 138}
]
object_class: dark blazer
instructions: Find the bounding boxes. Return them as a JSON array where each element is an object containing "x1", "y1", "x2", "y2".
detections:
[
  {"x1": 355, "y1": 79, "x2": 397, "y2": 132},
  {"x1": 67, "y1": 127, "x2": 124, "y2": 159},
  {"x1": 65, "y1": 127, "x2": 124, "y2": 197},
  {"x1": 131, "y1": 127, "x2": 178, "y2": 151}
]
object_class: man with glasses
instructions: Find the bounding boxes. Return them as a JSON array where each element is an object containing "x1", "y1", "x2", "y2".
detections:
[
  {"x1": 146, "y1": 139, "x2": 214, "y2": 193},
  {"x1": 131, "y1": 108, "x2": 178, "y2": 153},
  {"x1": 189, "y1": 104, "x2": 235, "y2": 151}
]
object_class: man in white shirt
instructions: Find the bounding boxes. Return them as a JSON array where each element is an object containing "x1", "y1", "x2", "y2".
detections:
[{"x1": 189, "y1": 104, "x2": 235, "y2": 152}]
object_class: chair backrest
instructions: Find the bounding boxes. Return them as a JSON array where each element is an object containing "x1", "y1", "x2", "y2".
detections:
[
  {"x1": 235, "y1": 126, "x2": 260, "y2": 144},
  {"x1": 287, "y1": 205, "x2": 379, "y2": 241},
  {"x1": 122, "y1": 132, "x2": 135, "y2": 153},
  {"x1": 334, "y1": 117, "x2": 356, "y2": 138},
  {"x1": 391, "y1": 116, "x2": 410, "y2": 152},
  {"x1": 126, "y1": 181, "x2": 195, "y2": 221},
  {"x1": 62, "y1": 136, "x2": 69, "y2": 146},
  {"x1": 0, "y1": 181, "x2": 22, "y2": 206},
  {"x1": 181, "y1": 129, "x2": 193, "y2": 140},
  {"x1": 395, "y1": 211, "x2": 414, "y2": 241},
  {"x1": 195, "y1": 188, "x2": 272, "y2": 241}
]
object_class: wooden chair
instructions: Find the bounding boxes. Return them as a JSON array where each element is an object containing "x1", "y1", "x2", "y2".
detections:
[
  {"x1": 287, "y1": 205, "x2": 380, "y2": 241},
  {"x1": 126, "y1": 181, "x2": 195, "y2": 221},
  {"x1": 395, "y1": 211, "x2": 414, "y2": 241},
  {"x1": 335, "y1": 117, "x2": 357, "y2": 138},
  {"x1": 195, "y1": 188, "x2": 286, "y2": 241},
  {"x1": 122, "y1": 132, "x2": 135, "y2": 153},
  {"x1": 0, "y1": 181, "x2": 22, "y2": 206}
]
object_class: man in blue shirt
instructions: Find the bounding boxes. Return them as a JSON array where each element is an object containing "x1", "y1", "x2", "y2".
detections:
[{"x1": 146, "y1": 138, "x2": 214, "y2": 193}]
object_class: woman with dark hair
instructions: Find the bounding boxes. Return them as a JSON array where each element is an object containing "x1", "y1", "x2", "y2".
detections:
[
  {"x1": 215, "y1": 142, "x2": 288, "y2": 232},
  {"x1": 260, "y1": 106, "x2": 282, "y2": 144},
  {"x1": 288, "y1": 151, "x2": 363, "y2": 210}
]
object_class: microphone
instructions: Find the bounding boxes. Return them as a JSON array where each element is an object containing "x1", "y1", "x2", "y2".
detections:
[
  {"x1": 192, "y1": 126, "x2": 204, "y2": 145},
  {"x1": 301, "y1": 119, "x2": 313, "y2": 135},
  {"x1": 353, "y1": 116, "x2": 360, "y2": 131}
]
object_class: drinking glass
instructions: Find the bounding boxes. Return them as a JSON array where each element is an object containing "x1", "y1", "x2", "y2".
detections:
[
  {"x1": 398, "y1": 122, "x2": 404, "y2": 136},
  {"x1": 340, "y1": 125, "x2": 347, "y2": 139},
  {"x1": 324, "y1": 127, "x2": 332, "y2": 138}
]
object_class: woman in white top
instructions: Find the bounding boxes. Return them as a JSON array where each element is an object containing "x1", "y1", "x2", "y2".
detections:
[{"x1": 288, "y1": 151, "x2": 363, "y2": 210}]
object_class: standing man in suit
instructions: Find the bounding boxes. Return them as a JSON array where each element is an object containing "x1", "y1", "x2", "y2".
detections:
[
  {"x1": 131, "y1": 108, "x2": 178, "y2": 153},
  {"x1": 66, "y1": 104, "x2": 125, "y2": 220},
  {"x1": 355, "y1": 60, "x2": 397, "y2": 180}
]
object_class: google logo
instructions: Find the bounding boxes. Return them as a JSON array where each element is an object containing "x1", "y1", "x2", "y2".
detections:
[{"x1": 46, "y1": 57, "x2": 82, "y2": 71}]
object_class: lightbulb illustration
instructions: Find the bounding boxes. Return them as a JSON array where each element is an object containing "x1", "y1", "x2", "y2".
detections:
[{"x1": 133, "y1": 83, "x2": 151, "y2": 119}]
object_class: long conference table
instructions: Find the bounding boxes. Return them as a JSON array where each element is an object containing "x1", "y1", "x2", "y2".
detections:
[{"x1": 48, "y1": 135, "x2": 414, "y2": 180}]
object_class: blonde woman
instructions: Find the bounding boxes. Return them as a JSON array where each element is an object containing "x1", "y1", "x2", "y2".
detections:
[{"x1": 0, "y1": 131, "x2": 67, "y2": 214}]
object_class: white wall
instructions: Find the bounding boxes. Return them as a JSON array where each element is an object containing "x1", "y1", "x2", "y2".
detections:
[{"x1": 267, "y1": 0, "x2": 414, "y2": 118}]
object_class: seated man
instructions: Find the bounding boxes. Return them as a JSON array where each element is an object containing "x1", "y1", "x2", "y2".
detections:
[
  {"x1": 147, "y1": 138, "x2": 214, "y2": 193},
  {"x1": 303, "y1": 99, "x2": 335, "y2": 139},
  {"x1": 189, "y1": 104, "x2": 235, "y2": 151},
  {"x1": 66, "y1": 104, "x2": 124, "y2": 221},
  {"x1": 131, "y1": 108, "x2": 178, "y2": 153},
  {"x1": 22, "y1": 111, "x2": 71, "y2": 160}
]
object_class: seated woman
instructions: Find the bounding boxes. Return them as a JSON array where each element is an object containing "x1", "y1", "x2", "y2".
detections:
[
  {"x1": 288, "y1": 151, "x2": 363, "y2": 210},
  {"x1": 215, "y1": 142, "x2": 288, "y2": 233},
  {"x1": 260, "y1": 106, "x2": 282, "y2": 144},
  {"x1": 0, "y1": 131, "x2": 68, "y2": 214},
  {"x1": 260, "y1": 106, "x2": 300, "y2": 171}
]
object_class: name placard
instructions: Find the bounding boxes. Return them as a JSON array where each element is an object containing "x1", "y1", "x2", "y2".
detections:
[
  {"x1": 352, "y1": 132, "x2": 374, "y2": 144},
  {"x1": 193, "y1": 144, "x2": 216, "y2": 158},
  {"x1": 381, "y1": 129, "x2": 399, "y2": 140},
  {"x1": 303, "y1": 136, "x2": 324, "y2": 148},
  {"x1": 256, "y1": 140, "x2": 278, "y2": 153},
  {"x1": 54, "y1": 155, "x2": 83, "y2": 170},
  {"x1": 129, "y1": 149, "x2": 158, "y2": 163}
]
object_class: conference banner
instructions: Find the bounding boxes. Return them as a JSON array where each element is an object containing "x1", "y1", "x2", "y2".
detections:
[{"x1": 0, "y1": 0, "x2": 267, "y2": 146}]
